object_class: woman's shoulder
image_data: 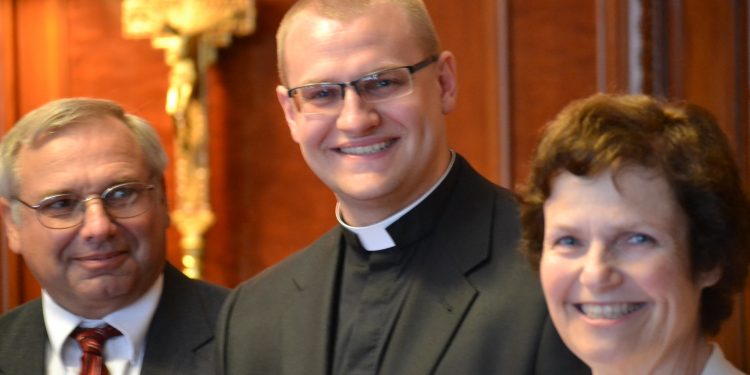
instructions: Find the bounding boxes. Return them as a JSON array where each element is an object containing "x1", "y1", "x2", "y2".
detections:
[{"x1": 702, "y1": 343, "x2": 746, "y2": 375}]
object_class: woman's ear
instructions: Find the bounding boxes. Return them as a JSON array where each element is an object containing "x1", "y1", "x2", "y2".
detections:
[{"x1": 698, "y1": 267, "x2": 722, "y2": 289}]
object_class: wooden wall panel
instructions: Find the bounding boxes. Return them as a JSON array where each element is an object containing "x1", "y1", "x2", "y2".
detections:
[
  {"x1": 0, "y1": 0, "x2": 15, "y2": 313},
  {"x1": 427, "y1": 0, "x2": 501, "y2": 184},
  {"x1": 677, "y1": 0, "x2": 747, "y2": 149},
  {"x1": 668, "y1": 0, "x2": 749, "y2": 366},
  {"x1": 3, "y1": 0, "x2": 74, "y2": 309},
  {"x1": 507, "y1": 0, "x2": 599, "y2": 187}
]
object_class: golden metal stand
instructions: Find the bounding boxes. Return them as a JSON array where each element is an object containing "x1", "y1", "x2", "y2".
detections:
[{"x1": 122, "y1": 0, "x2": 255, "y2": 278}]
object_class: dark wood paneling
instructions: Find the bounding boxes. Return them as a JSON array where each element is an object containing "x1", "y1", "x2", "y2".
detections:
[
  {"x1": 669, "y1": 1, "x2": 749, "y2": 365},
  {"x1": 7, "y1": 0, "x2": 74, "y2": 308},
  {"x1": 427, "y1": 0, "x2": 501, "y2": 184},
  {"x1": 0, "y1": 0, "x2": 14, "y2": 312},
  {"x1": 508, "y1": 0, "x2": 599, "y2": 187},
  {"x1": 600, "y1": 0, "x2": 630, "y2": 92},
  {"x1": 678, "y1": 0, "x2": 746, "y2": 150}
]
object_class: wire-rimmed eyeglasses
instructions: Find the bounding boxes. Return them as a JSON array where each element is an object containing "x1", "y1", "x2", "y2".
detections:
[
  {"x1": 287, "y1": 55, "x2": 439, "y2": 115},
  {"x1": 14, "y1": 181, "x2": 156, "y2": 229}
]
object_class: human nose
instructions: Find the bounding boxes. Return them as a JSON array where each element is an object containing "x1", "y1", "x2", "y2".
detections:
[
  {"x1": 78, "y1": 197, "x2": 116, "y2": 243},
  {"x1": 335, "y1": 86, "x2": 379, "y2": 135},
  {"x1": 579, "y1": 242, "x2": 622, "y2": 291}
]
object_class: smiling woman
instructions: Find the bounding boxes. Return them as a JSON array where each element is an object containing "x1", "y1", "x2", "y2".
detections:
[{"x1": 519, "y1": 93, "x2": 750, "y2": 375}]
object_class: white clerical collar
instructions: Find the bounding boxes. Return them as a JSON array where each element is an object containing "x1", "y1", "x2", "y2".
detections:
[
  {"x1": 337, "y1": 151, "x2": 456, "y2": 251},
  {"x1": 43, "y1": 272, "x2": 163, "y2": 367}
]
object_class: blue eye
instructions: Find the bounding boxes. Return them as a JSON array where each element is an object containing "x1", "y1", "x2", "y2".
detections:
[
  {"x1": 104, "y1": 185, "x2": 139, "y2": 208},
  {"x1": 360, "y1": 69, "x2": 408, "y2": 97},
  {"x1": 297, "y1": 84, "x2": 342, "y2": 104},
  {"x1": 555, "y1": 236, "x2": 580, "y2": 247},
  {"x1": 626, "y1": 233, "x2": 655, "y2": 245}
]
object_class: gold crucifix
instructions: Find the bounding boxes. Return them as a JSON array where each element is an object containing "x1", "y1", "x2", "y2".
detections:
[{"x1": 122, "y1": 0, "x2": 255, "y2": 278}]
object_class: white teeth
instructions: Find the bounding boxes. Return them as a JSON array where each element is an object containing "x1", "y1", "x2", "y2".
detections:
[
  {"x1": 578, "y1": 303, "x2": 645, "y2": 319},
  {"x1": 338, "y1": 140, "x2": 394, "y2": 155}
]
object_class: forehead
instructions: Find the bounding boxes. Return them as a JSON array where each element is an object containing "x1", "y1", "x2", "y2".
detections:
[
  {"x1": 283, "y1": 3, "x2": 423, "y2": 85},
  {"x1": 545, "y1": 167, "x2": 684, "y2": 226},
  {"x1": 17, "y1": 116, "x2": 147, "y2": 190}
]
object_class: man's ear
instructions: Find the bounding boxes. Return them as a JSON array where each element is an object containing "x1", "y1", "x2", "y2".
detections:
[
  {"x1": 276, "y1": 85, "x2": 302, "y2": 144},
  {"x1": 0, "y1": 197, "x2": 21, "y2": 254},
  {"x1": 436, "y1": 51, "x2": 458, "y2": 114},
  {"x1": 157, "y1": 181, "x2": 171, "y2": 228}
]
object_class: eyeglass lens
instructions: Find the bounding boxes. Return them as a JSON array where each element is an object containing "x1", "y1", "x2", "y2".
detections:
[
  {"x1": 33, "y1": 182, "x2": 154, "y2": 229},
  {"x1": 292, "y1": 66, "x2": 414, "y2": 115}
]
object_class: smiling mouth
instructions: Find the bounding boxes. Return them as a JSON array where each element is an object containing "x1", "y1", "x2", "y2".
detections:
[
  {"x1": 336, "y1": 139, "x2": 396, "y2": 155},
  {"x1": 78, "y1": 252, "x2": 124, "y2": 262},
  {"x1": 575, "y1": 303, "x2": 646, "y2": 319}
]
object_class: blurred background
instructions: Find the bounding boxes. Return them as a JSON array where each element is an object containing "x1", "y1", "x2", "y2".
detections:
[{"x1": 1, "y1": 0, "x2": 747, "y2": 369}]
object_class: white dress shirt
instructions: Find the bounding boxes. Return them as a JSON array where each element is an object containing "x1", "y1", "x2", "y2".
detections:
[{"x1": 43, "y1": 274, "x2": 163, "y2": 375}]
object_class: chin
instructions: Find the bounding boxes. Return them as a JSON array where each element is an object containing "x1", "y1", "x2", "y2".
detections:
[
  {"x1": 337, "y1": 179, "x2": 396, "y2": 200},
  {"x1": 572, "y1": 344, "x2": 629, "y2": 368}
]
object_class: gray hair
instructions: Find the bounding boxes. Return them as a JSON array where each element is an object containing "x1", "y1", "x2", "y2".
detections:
[{"x1": 0, "y1": 97, "x2": 168, "y2": 200}]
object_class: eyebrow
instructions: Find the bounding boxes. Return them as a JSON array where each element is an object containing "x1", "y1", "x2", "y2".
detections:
[
  {"x1": 31, "y1": 179, "x2": 142, "y2": 199},
  {"x1": 293, "y1": 61, "x2": 409, "y2": 86}
]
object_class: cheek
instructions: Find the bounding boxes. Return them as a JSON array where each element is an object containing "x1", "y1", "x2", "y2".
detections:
[
  {"x1": 631, "y1": 256, "x2": 688, "y2": 300},
  {"x1": 539, "y1": 253, "x2": 571, "y2": 305},
  {"x1": 20, "y1": 225, "x2": 73, "y2": 257},
  {"x1": 17, "y1": 231, "x2": 75, "y2": 284},
  {"x1": 127, "y1": 212, "x2": 167, "y2": 252},
  {"x1": 380, "y1": 96, "x2": 427, "y2": 129},
  {"x1": 295, "y1": 118, "x2": 332, "y2": 148}
]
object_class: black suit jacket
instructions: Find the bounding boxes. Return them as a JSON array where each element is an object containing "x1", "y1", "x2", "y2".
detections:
[
  {"x1": 0, "y1": 263, "x2": 228, "y2": 375},
  {"x1": 216, "y1": 155, "x2": 588, "y2": 374}
]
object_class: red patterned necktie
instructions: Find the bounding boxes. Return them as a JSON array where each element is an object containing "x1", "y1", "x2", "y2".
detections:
[{"x1": 71, "y1": 325, "x2": 122, "y2": 375}]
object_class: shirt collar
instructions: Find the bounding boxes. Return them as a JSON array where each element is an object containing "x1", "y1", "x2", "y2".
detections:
[
  {"x1": 337, "y1": 150, "x2": 456, "y2": 251},
  {"x1": 42, "y1": 273, "x2": 164, "y2": 365}
]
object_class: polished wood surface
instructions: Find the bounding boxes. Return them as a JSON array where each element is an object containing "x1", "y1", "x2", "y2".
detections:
[{"x1": 1, "y1": 0, "x2": 748, "y2": 369}]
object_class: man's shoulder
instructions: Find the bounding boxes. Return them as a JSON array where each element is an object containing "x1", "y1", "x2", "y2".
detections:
[
  {"x1": 161, "y1": 263, "x2": 229, "y2": 310},
  {"x1": 0, "y1": 298, "x2": 43, "y2": 347},
  {"x1": 226, "y1": 226, "x2": 341, "y2": 308},
  {"x1": 0, "y1": 298, "x2": 41, "y2": 326},
  {"x1": 243, "y1": 226, "x2": 340, "y2": 282},
  {"x1": 455, "y1": 155, "x2": 518, "y2": 201},
  {"x1": 173, "y1": 270, "x2": 229, "y2": 296},
  {"x1": 0, "y1": 299, "x2": 46, "y2": 373}
]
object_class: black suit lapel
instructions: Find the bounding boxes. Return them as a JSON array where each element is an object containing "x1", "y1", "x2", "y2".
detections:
[
  {"x1": 141, "y1": 264, "x2": 217, "y2": 375},
  {"x1": 380, "y1": 156, "x2": 497, "y2": 373},
  {"x1": 281, "y1": 228, "x2": 343, "y2": 375}
]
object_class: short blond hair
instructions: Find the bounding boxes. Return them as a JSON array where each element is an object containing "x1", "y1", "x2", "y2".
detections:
[{"x1": 275, "y1": 0, "x2": 441, "y2": 86}]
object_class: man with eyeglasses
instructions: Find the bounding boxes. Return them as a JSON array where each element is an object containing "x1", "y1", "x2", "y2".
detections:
[
  {"x1": 0, "y1": 98, "x2": 228, "y2": 374},
  {"x1": 216, "y1": 0, "x2": 587, "y2": 374}
]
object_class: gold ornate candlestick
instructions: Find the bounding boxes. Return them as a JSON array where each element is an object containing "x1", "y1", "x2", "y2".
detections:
[{"x1": 122, "y1": 0, "x2": 255, "y2": 278}]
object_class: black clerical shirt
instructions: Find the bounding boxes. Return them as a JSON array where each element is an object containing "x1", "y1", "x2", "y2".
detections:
[{"x1": 332, "y1": 158, "x2": 459, "y2": 375}]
